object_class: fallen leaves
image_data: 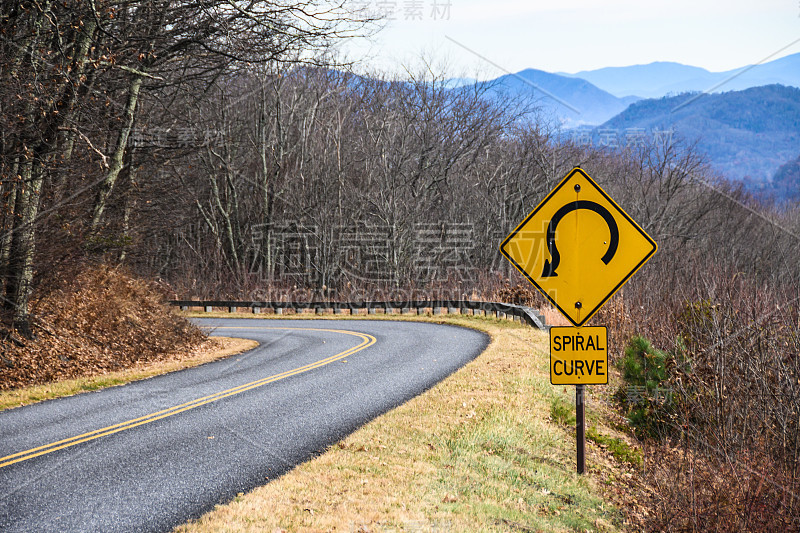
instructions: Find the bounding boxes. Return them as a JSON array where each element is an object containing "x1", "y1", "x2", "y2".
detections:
[{"x1": 0, "y1": 266, "x2": 205, "y2": 391}]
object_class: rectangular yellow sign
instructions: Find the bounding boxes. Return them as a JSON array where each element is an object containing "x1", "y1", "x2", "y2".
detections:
[{"x1": 550, "y1": 326, "x2": 608, "y2": 385}]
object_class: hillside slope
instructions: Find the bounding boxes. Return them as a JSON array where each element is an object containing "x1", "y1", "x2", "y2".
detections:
[
  {"x1": 772, "y1": 153, "x2": 800, "y2": 201},
  {"x1": 600, "y1": 84, "x2": 800, "y2": 186}
]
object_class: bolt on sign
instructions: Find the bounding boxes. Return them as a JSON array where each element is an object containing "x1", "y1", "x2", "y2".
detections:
[
  {"x1": 550, "y1": 326, "x2": 607, "y2": 385},
  {"x1": 499, "y1": 167, "x2": 657, "y2": 327}
]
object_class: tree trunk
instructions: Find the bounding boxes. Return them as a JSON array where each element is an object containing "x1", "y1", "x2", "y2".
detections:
[
  {"x1": 91, "y1": 73, "x2": 144, "y2": 232},
  {"x1": 259, "y1": 79, "x2": 278, "y2": 279},
  {"x1": 0, "y1": 157, "x2": 20, "y2": 280},
  {"x1": 5, "y1": 158, "x2": 43, "y2": 337},
  {"x1": 118, "y1": 148, "x2": 136, "y2": 263}
]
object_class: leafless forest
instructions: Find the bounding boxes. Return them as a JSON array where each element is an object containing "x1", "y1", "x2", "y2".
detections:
[{"x1": 2, "y1": 1, "x2": 800, "y2": 530}]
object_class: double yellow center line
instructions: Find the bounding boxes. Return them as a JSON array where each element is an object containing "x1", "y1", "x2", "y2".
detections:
[{"x1": 0, "y1": 327, "x2": 376, "y2": 469}]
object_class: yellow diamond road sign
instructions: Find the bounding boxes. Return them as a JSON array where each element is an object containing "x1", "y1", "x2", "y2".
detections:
[{"x1": 500, "y1": 167, "x2": 657, "y2": 327}]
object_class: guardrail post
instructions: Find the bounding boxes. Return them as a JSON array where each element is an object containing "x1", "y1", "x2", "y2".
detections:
[
  {"x1": 433, "y1": 307, "x2": 441, "y2": 315},
  {"x1": 252, "y1": 307, "x2": 261, "y2": 314},
  {"x1": 180, "y1": 306, "x2": 188, "y2": 311},
  {"x1": 229, "y1": 306, "x2": 237, "y2": 313},
  {"x1": 204, "y1": 306, "x2": 212, "y2": 313},
  {"x1": 368, "y1": 307, "x2": 376, "y2": 315}
]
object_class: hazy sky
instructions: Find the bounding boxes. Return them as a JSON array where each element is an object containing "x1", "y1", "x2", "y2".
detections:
[{"x1": 339, "y1": 0, "x2": 800, "y2": 78}]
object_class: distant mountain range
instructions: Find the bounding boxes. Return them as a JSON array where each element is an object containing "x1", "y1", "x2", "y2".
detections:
[
  {"x1": 478, "y1": 69, "x2": 640, "y2": 127},
  {"x1": 452, "y1": 52, "x2": 800, "y2": 129},
  {"x1": 446, "y1": 53, "x2": 800, "y2": 196},
  {"x1": 599, "y1": 85, "x2": 800, "y2": 189},
  {"x1": 561, "y1": 53, "x2": 800, "y2": 98}
]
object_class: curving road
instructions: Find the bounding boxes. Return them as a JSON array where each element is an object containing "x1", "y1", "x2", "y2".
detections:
[{"x1": 0, "y1": 318, "x2": 488, "y2": 532}]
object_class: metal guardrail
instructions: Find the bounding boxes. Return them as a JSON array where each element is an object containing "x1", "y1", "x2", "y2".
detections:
[{"x1": 169, "y1": 300, "x2": 547, "y2": 330}]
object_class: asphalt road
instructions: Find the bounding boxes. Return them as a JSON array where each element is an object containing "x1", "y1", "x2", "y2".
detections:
[{"x1": 0, "y1": 318, "x2": 488, "y2": 532}]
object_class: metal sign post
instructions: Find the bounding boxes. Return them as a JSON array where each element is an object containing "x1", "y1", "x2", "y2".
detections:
[
  {"x1": 499, "y1": 167, "x2": 657, "y2": 475},
  {"x1": 576, "y1": 384, "x2": 585, "y2": 474}
]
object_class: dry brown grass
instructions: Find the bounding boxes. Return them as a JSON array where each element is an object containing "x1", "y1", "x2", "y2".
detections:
[{"x1": 175, "y1": 316, "x2": 628, "y2": 533}]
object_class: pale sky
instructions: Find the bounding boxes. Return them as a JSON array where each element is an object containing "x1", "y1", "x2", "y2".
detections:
[{"x1": 338, "y1": 0, "x2": 800, "y2": 78}]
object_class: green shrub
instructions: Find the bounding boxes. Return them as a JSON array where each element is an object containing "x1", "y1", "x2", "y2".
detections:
[
  {"x1": 619, "y1": 335, "x2": 668, "y2": 388},
  {"x1": 615, "y1": 335, "x2": 682, "y2": 439}
]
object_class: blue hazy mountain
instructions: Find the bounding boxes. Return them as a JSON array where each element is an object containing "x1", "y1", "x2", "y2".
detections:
[
  {"x1": 561, "y1": 62, "x2": 715, "y2": 98},
  {"x1": 441, "y1": 55, "x2": 800, "y2": 190},
  {"x1": 599, "y1": 85, "x2": 800, "y2": 188},
  {"x1": 561, "y1": 53, "x2": 800, "y2": 98},
  {"x1": 478, "y1": 69, "x2": 639, "y2": 127},
  {"x1": 440, "y1": 77, "x2": 477, "y2": 89},
  {"x1": 771, "y1": 153, "x2": 800, "y2": 202}
]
